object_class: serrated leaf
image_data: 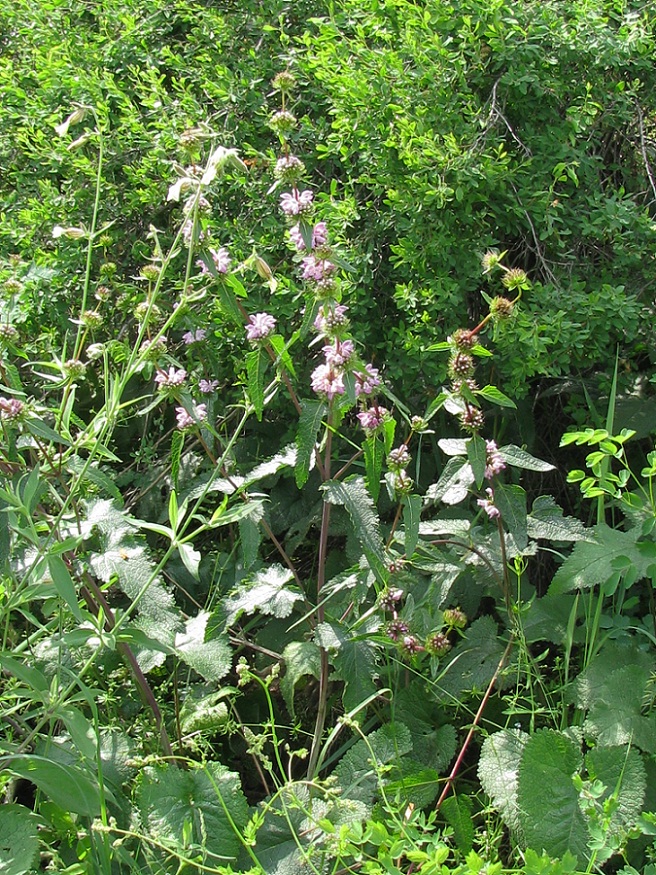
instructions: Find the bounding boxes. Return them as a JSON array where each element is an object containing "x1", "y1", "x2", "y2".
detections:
[
  {"x1": 280, "y1": 641, "x2": 321, "y2": 715},
  {"x1": 323, "y1": 477, "x2": 386, "y2": 581},
  {"x1": 527, "y1": 496, "x2": 587, "y2": 542},
  {"x1": 223, "y1": 564, "x2": 303, "y2": 627},
  {"x1": 295, "y1": 401, "x2": 325, "y2": 488},
  {"x1": 493, "y1": 482, "x2": 527, "y2": 550},
  {"x1": 0, "y1": 805, "x2": 41, "y2": 875},
  {"x1": 467, "y1": 434, "x2": 487, "y2": 488},
  {"x1": 479, "y1": 728, "x2": 529, "y2": 835},
  {"x1": 335, "y1": 723, "x2": 412, "y2": 804},
  {"x1": 549, "y1": 524, "x2": 647, "y2": 595},
  {"x1": 268, "y1": 333, "x2": 297, "y2": 378},
  {"x1": 517, "y1": 730, "x2": 587, "y2": 864},
  {"x1": 315, "y1": 621, "x2": 378, "y2": 713},
  {"x1": 500, "y1": 445, "x2": 556, "y2": 472},
  {"x1": 246, "y1": 347, "x2": 266, "y2": 420},
  {"x1": 175, "y1": 611, "x2": 231, "y2": 682},
  {"x1": 402, "y1": 494, "x2": 422, "y2": 558},
  {"x1": 476, "y1": 385, "x2": 516, "y2": 408},
  {"x1": 138, "y1": 762, "x2": 248, "y2": 863}
]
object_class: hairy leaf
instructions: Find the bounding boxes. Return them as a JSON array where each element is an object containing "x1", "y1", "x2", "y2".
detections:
[
  {"x1": 517, "y1": 730, "x2": 587, "y2": 864},
  {"x1": 441, "y1": 794, "x2": 474, "y2": 853},
  {"x1": 223, "y1": 564, "x2": 303, "y2": 627},
  {"x1": 6, "y1": 755, "x2": 102, "y2": 817},
  {"x1": 315, "y1": 621, "x2": 378, "y2": 713},
  {"x1": 549, "y1": 524, "x2": 649, "y2": 595},
  {"x1": 427, "y1": 457, "x2": 474, "y2": 505},
  {"x1": 467, "y1": 434, "x2": 487, "y2": 488},
  {"x1": 295, "y1": 400, "x2": 325, "y2": 488},
  {"x1": 527, "y1": 495, "x2": 587, "y2": 542},
  {"x1": 334, "y1": 723, "x2": 412, "y2": 805},
  {"x1": 175, "y1": 611, "x2": 231, "y2": 682},
  {"x1": 494, "y1": 482, "x2": 527, "y2": 551},
  {"x1": 584, "y1": 746, "x2": 645, "y2": 840},
  {"x1": 402, "y1": 493, "x2": 422, "y2": 558},
  {"x1": 281, "y1": 640, "x2": 321, "y2": 716},
  {"x1": 138, "y1": 761, "x2": 248, "y2": 863},
  {"x1": 0, "y1": 805, "x2": 40, "y2": 875},
  {"x1": 479, "y1": 728, "x2": 529, "y2": 835},
  {"x1": 323, "y1": 477, "x2": 386, "y2": 581},
  {"x1": 438, "y1": 616, "x2": 507, "y2": 700},
  {"x1": 500, "y1": 445, "x2": 556, "y2": 471}
]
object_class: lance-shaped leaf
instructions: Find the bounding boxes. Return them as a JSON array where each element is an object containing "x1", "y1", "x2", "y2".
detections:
[
  {"x1": 500, "y1": 445, "x2": 556, "y2": 472},
  {"x1": 323, "y1": 477, "x2": 386, "y2": 582},
  {"x1": 295, "y1": 401, "x2": 325, "y2": 488},
  {"x1": 246, "y1": 346, "x2": 267, "y2": 420},
  {"x1": 466, "y1": 434, "x2": 487, "y2": 488}
]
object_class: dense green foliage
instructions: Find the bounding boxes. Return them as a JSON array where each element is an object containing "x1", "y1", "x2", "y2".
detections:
[{"x1": 1, "y1": 0, "x2": 656, "y2": 873}]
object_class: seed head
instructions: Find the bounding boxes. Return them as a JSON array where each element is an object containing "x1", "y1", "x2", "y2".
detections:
[
  {"x1": 443, "y1": 608, "x2": 467, "y2": 629},
  {"x1": 449, "y1": 352, "x2": 475, "y2": 378},
  {"x1": 425, "y1": 632, "x2": 452, "y2": 657},
  {"x1": 459, "y1": 405, "x2": 485, "y2": 432},
  {"x1": 272, "y1": 71, "x2": 297, "y2": 93}
]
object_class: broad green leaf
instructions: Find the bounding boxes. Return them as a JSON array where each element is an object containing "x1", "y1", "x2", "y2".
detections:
[
  {"x1": 47, "y1": 556, "x2": 84, "y2": 621},
  {"x1": 517, "y1": 730, "x2": 587, "y2": 864},
  {"x1": 476, "y1": 385, "x2": 516, "y2": 408},
  {"x1": 323, "y1": 477, "x2": 386, "y2": 581},
  {"x1": 280, "y1": 640, "x2": 322, "y2": 715},
  {"x1": 244, "y1": 446, "x2": 297, "y2": 486},
  {"x1": 334, "y1": 723, "x2": 412, "y2": 805},
  {"x1": 549, "y1": 524, "x2": 647, "y2": 595},
  {"x1": 25, "y1": 418, "x2": 72, "y2": 447},
  {"x1": 295, "y1": 400, "x2": 325, "y2": 488},
  {"x1": 223, "y1": 564, "x2": 303, "y2": 627},
  {"x1": 466, "y1": 434, "x2": 487, "y2": 488},
  {"x1": 268, "y1": 333, "x2": 297, "y2": 378},
  {"x1": 175, "y1": 611, "x2": 231, "y2": 682},
  {"x1": 402, "y1": 493, "x2": 422, "y2": 558},
  {"x1": 0, "y1": 655, "x2": 49, "y2": 693},
  {"x1": 493, "y1": 482, "x2": 527, "y2": 551},
  {"x1": 6, "y1": 755, "x2": 102, "y2": 817},
  {"x1": 0, "y1": 805, "x2": 40, "y2": 875},
  {"x1": 479, "y1": 728, "x2": 529, "y2": 835},
  {"x1": 137, "y1": 761, "x2": 248, "y2": 863},
  {"x1": 500, "y1": 445, "x2": 556, "y2": 472},
  {"x1": 246, "y1": 346, "x2": 266, "y2": 420}
]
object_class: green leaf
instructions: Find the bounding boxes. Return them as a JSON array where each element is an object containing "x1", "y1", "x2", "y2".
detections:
[
  {"x1": 0, "y1": 805, "x2": 41, "y2": 875},
  {"x1": 171, "y1": 428, "x2": 184, "y2": 489},
  {"x1": 517, "y1": 730, "x2": 587, "y2": 864},
  {"x1": 25, "y1": 418, "x2": 72, "y2": 447},
  {"x1": 584, "y1": 746, "x2": 645, "y2": 841},
  {"x1": 295, "y1": 400, "x2": 326, "y2": 488},
  {"x1": 402, "y1": 494, "x2": 422, "y2": 558},
  {"x1": 441, "y1": 794, "x2": 474, "y2": 853},
  {"x1": 427, "y1": 456, "x2": 473, "y2": 505},
  {"x1": 280, "y1": 641, "x2": 321, "y2": 716},
  {"x1": 323, "y1": 477, "x2": 386, "y2": 582},
  {"x1": 6, "y1": 755, "x2": 102, "y2": 817},
  {"x1": 268, "y1": 333, "x2": 297, "y2": 378},
  {"x1": 479, "y1": 728, "x2": 529, "y2": 836},
  {"x1": 246, "y1": 346, "x2": 266, "y2": 420},
  {"x1": 493, "y1": 482, "x2": 527, "y2": 550},
  {"x1": 476, "y1": 385, "x2": 517, "y2": 408},
  {"x1": 467, "y1": 434, "x2": 487, "y2": 488},
  {"x1": 363, "y1": 433, "x2": 385, "y2": 502},
  {"x1": 527, "y1": 496, "x2": 587, "y2": 542},
  {"x1": 175, "y1": 611, "x2": 231, "y2": 682},
  {"x1": 223, "y1": 564, "x2": 303, "y2": 627},
  {"x1": 549, "y1": 524, "x2": 647, "y2": 595},
  {"x1": 438, "y1": 616, "x2": 506, "y2": 700},
  {"x1": 137, "y1": 761, "x2": 248, "y2": 863},
  {"x1": 315, "y1": 621, "x2": 378, "y2": 713},
  {"x1": 177, "y1": 541, "x2": 201, "y2": 580},
  {"x1": 334, "y1": 723, "x2": 412, "y2": 805},
  {"x1": 500, "y1": 445, "x2": 556, "y2": 472}
]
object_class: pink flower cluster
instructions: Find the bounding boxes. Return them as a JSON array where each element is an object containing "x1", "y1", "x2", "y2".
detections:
[
  {"x1": 176, "y1": 404, "x2": 207, "y2": 430},
  {"x1": 484, "y1": 440, "x2": 506, "y2": 480},
  {"x1": 182, "y1": 328, "x2": 207, "y2": 345},
  {"x1": 302, "y1": 255, "x2": 337, "y2": 283},
  {"x1": 280, "y1": 189, "x2": 314, "y2": 216},
  {"x1": 155, "y1": 367, "x2": 187, "y2": 389},
  {"x1": 196, "y1": 246, "x2": 230, "y2": 276},
  {"x1": 477, "y1": 488, "x2": 500, "y2": 519},
  {"x1": 289, "y1": 222, "x2": 328, "y2": 252},
  {"x1": 246, "y1": 312, "x2": 276, "y2": 342}
]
